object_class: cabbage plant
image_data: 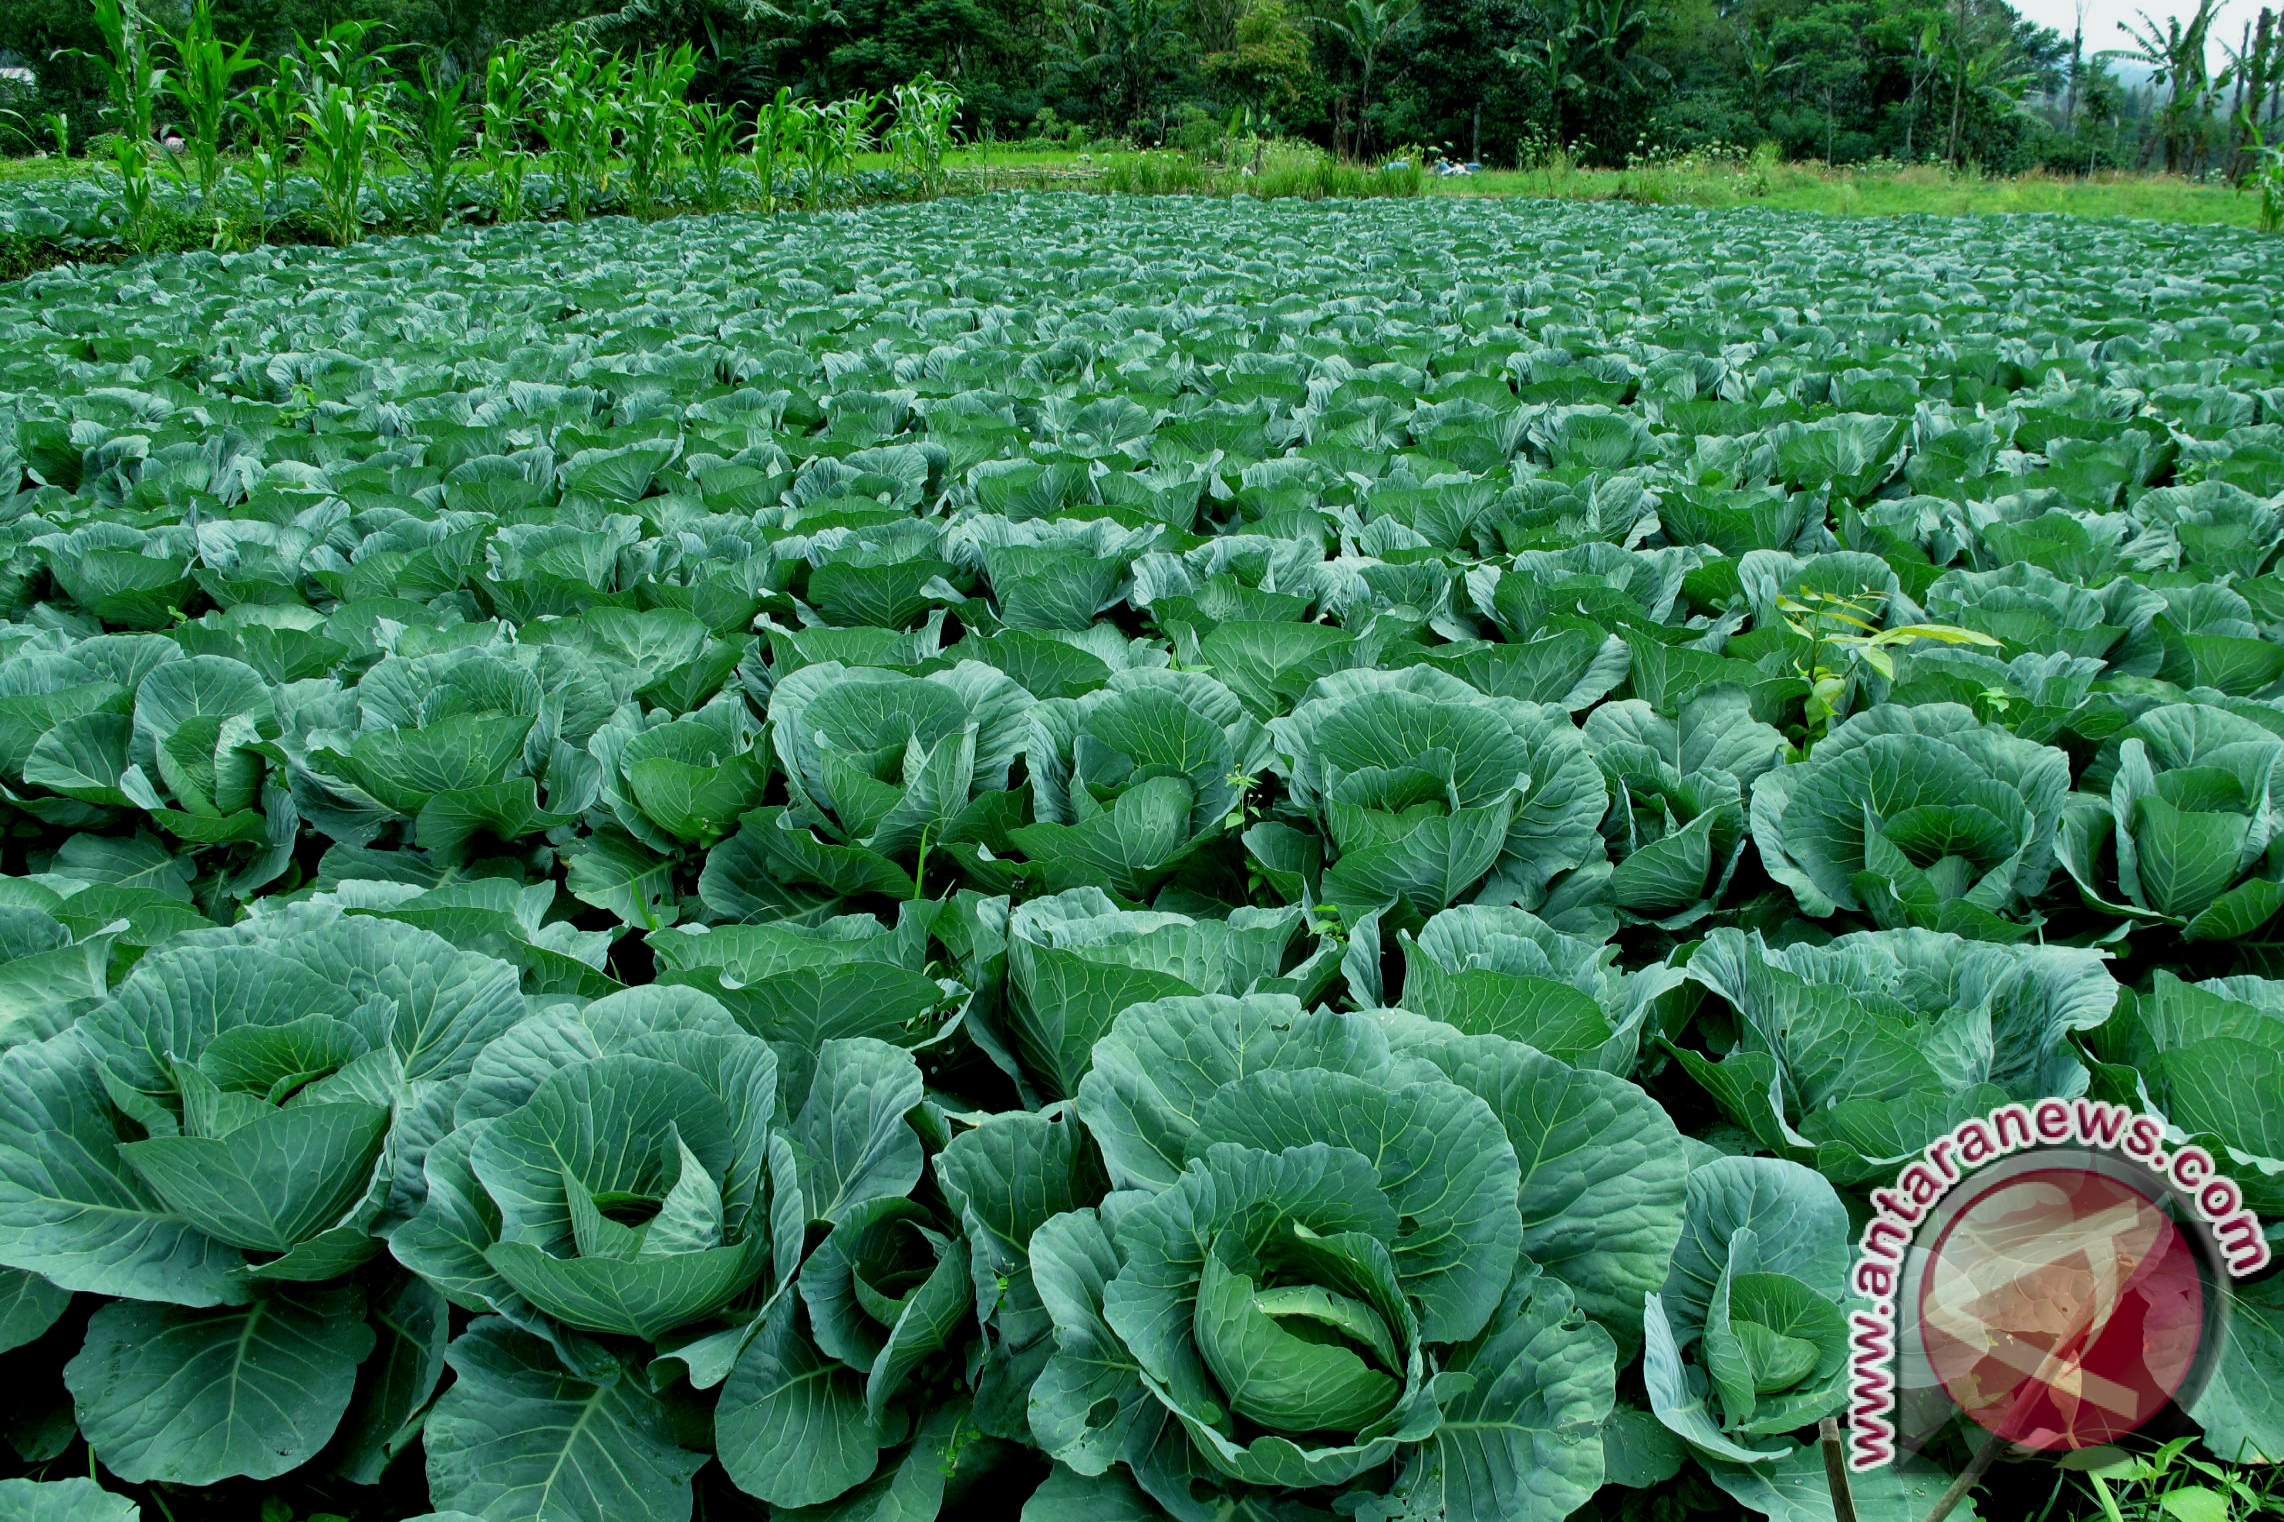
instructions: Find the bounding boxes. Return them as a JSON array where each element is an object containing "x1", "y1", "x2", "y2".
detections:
[
  {"x1": 1584, "y1": 687, "x2": 1788, "y2": 926},
  {"x1": 1750, "y1": 702, "x2": 2070, "y2": 940},
  {"x1": 1672, "y1": 927, "x2": 2116, "y2": 1184},
  {"x1": 397, "y1": 985, "x2": 944, "y2": 1517},
  {"x1": 1014, "y1": 669, "x2": 1267, "y2": 901},
  {"x1": 994, "y1": 887, "x2": 1333, "y2": 1101},
  {"x1": 391, "y1": 986, "x2": 806, "y2": 1342},
  {"x1": 298, "y1": 641, "x2": 604, "y2": 856},
  {"x1": 2087, "y1": 971, "x2": 2284, "y2": 1217},
  {"x1": 0, "y1": 908, "x2": 523, "y2": 1486},
  {"x1": 1267, "y1": 667, "x2": 1606, "y2": 927},
  {"x1": 2058, "y1": 703, "x2": 2284, "y2": 941},
  {"x1": 1391, "y1": 904, "x2": 1684, "y2": 1072},
  {"x1": 1641, "y1": 1156, "x2": 1852, "y2": 1472},
  {"x1": 1919, "y1": 561, "x2": 2163, "y2": 677},
  {"x1": 757, "y1": 657, "x2": 1033, "y2": 899},
  {"x1": 1027, "y1": 991, "x2": 1688, "y2": 1520}
]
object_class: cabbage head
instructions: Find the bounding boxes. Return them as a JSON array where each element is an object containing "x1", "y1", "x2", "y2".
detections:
[
  {"x1": 1028, "y1": 993, "x2": 1672, "y2": 1521},
  {"x1": 2058, "y1": 703, "x2": 2284, "y2": 941},
  {"x1": 1641, "y1": 1156, "x2": 1852, "y2": 1469},
  {"x1": 1750, "y1": 702, "x2": 2069, "y2": 940},
  {"x1": 0, "y1": 908, "x2": 526, "y2": 1486},
  {"x1": 1267, "y1": 667, "x2": 1605, "y2": 927},
  {"x1": 392, "y1": 985, "x2": 805, "y2": 1342}
]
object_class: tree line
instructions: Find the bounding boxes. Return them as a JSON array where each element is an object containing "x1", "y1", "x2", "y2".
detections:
[{"x1": 3, "y1": 0, "x2": 2281, "y2": 174}]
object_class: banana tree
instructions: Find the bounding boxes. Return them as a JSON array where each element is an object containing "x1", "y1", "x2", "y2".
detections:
[
  {"x1": 2106, "y1": 0, "x2": 2225, "y2": 173},
  {"x1": 1314, "y1": 0, "x2": 1421, "y2": 156}
]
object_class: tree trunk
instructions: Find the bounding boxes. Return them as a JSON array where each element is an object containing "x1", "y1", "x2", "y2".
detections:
[
  {"x1": 1947, "y1": 71, "x2": 1966, "y2": 165},
  {"x1": 1358, "y1": 55, "x2": 1375, "y2": 158},
  {"x1": 1946, "y1": 0, "x2": 1969, "y2": 165},
  {"x1": 2063, "y1": 23, "x2": 2081, "y2": 133}
]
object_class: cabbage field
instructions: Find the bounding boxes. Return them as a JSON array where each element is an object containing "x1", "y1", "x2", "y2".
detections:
[{"x1": 0, "y1": 193, "x2": 2281, "y2": 1522}]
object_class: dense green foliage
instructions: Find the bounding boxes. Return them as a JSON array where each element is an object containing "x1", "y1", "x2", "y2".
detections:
[
  {"x1": 0, "y1": 10, "x2": 959, "y2": 266},
  {"x1": 4, "y1": 0, "x2": 2281, "y2": 175},
  {"x1": 0, "y1": 193, "x2": 2282, "y2": 1522}
]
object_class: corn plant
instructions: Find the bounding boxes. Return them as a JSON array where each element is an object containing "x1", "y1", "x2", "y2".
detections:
[
  {"x1": 684, "y1": 98, "x2": 740, "y2": 213},
  {"x1": 886, "y1": 74, "x2": 960, "y2": 196},
  {"x1": 293, "y1": 18, "x2": 392, "y2": 102},
  {"x1": 300, "y1": 82, "x2": 393, "y2": 244},
  {"x1": 479, "y1": 43, "x2": 535, "y2": 223},
  {"x1": 588, "y1": 54, "x2": 627, "y2": 204},
  {"x1": 398, "y1": 57, "x2": 469, "y2": 231},
  {"x1": 84, "y1": 0, "x2": 166, "y2": 245},
  {"x1": 622, "y1": 45, "x2": 697, "y2": 218},
  {"x1": 538, "y1": 47, "x2": 620, "y2": 221},
  {"x1": 533, "y1": 52, "x2": 587, "y2": 220},
  {"x1": 158, "y1": 0, "x2": 257, "y2": 214},
  {"x1": 235, "y1": 65, "x2": 298, "y2": 240},
  {"x1": 807, "y1": 92, "x2": 876, "y2": 207},
  {"x1": 749, "y1": 87, "x2": 805, "y2": 211}
]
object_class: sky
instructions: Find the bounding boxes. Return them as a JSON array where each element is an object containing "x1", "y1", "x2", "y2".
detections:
[{"x1": 2009, "y1": 0, "x2": 2260, "y2": 71}]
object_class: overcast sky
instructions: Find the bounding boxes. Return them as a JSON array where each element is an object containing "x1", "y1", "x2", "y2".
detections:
[{"x1": 2010, "y1": 0, "x2": 2259, "y2": 71}]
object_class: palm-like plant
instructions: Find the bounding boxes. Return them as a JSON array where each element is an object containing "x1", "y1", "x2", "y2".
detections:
[
  {"x1": 1740, "y1": 25, "x2": 1805, "y2": 122},
  {"x1": 1503, "y1": 1, "x2": 1584, "y2": 146},
  {"x1": 1570, "y1": 0, "x2": 1667, "y2": 102},
  {"x1": 1314, "y1": 0, "x2": 1421, "y2": 157},
  {"x1": 1057, "y1": 0, "x2": 1187, "y2": 133},
  {"x1": 2107, "y1": 0, "x2": 2224, "y2": 173},
  {"x1": 1901, "y1": 19, "x2": 1942, "y2": 158},
  {"x1": 1503, "y1": 0, "x2": 1660, "y2": 153},
  {"x1": 1943, "y1": 24, "x2": 2036, "y2": 166}
]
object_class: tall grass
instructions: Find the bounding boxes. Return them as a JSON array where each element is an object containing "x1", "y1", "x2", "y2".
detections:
[
  {"x1": 1436, "y1": 147, "x2": 2279, "y2": 228},
  {"x1": 1100, "y1": 141, "x2": 1426, "y2": 199}
]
